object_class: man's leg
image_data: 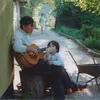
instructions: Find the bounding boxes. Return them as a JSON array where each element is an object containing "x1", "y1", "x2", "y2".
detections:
[
  {"x1": 22, "y1": 61, "x2": 66, "y2": 99},
  {"x1": 50, "y1": 66, "x2": 73, "y2": 89},
  {"x1": 61, "y1": 67, "x2": 77, "y2": 89},
  {"x1": 48, "y1": 66, "x2": 65, "y2": 100},
  {"x1": 35, "y1": 61, "x2": 65, "y2": 100},
  {"x1": 51, "y1": 74, "x2": 65, "y2": 100},
  {"x1": 57, "y1": 67, "x2": 87, "y2": 91}
]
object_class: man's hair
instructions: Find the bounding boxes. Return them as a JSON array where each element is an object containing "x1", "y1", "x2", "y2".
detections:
[
  {"x1": 47, "y1": 40, "x2": 60, "y2": 52},
  {"x1": 20, "y1": 16, "x2": 34, "y2": 28}
]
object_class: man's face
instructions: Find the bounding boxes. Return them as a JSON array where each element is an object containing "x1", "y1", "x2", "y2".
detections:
[{"x1": 23, "y1": 23, "x2": 34, "y2": 34}]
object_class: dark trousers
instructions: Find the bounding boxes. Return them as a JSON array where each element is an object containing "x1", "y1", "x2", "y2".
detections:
[
  {"x1": 60, "y1": 67, "x2": 77, "y2": 90},
  {"x1": 23, "y1": 60, "x2": 77, "y2": 100}
]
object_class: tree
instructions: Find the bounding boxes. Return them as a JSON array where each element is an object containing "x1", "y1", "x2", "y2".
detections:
[{"x1": 77, "y1": 0, "x2": 100, "y2": 15}]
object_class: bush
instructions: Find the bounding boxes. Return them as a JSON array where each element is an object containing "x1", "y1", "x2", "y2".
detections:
[
  {"x1": 81, "y1": 14, "x2": 100, "y2": 28},
  {"x1": 55, "y1": 26, "x2": 83, "y2": 41},
  {"x1": 55, "y1": 26, "x2": 100, "y2": 52},
  {"x1": 80, "y1": 24, "x2": 100, "y2": 39},
  {"x1": 93, "y1": 28, "x2": 100, "y2": 39},
  {"x1": 80, "y1": 24, "x2": 94, "y2": 38},
  {"x1": 84, "y1": 37, "x2": 100, "y2": 50}
]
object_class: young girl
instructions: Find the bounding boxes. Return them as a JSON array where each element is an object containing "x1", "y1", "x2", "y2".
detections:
[
  {"x1": 39, "y1": 14, "x2": 46, "y2": 32},
  {"x1": 44, "y1": 40, "x2": 87, "y2": 95},
  {"x1": 44, "y1": 40, "x2": 64, "y2": 67}
]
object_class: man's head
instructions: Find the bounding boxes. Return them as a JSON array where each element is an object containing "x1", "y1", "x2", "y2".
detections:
[{"x1": 20, "y1": 16, "x2": 34, "y2": 34}]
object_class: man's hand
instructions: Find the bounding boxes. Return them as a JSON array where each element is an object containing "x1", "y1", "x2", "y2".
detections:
[
  {"x1": 26, "y1": 47, "x2": 38, "y2": 56},
  {"x1": 32, "y1": 48, "x2": 38, "y2": 56}
]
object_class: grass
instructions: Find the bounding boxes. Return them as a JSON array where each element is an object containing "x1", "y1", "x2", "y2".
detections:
[{"x1": 54, "y1": 26, "x2": 100, "y2": 53}]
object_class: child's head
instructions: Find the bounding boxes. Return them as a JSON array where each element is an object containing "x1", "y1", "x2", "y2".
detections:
[
  {"x1": 41, "y1": 13, "x2": 44, "y2": 16},
  {"x1": 47, "y1": 40, "x2": 60, "y2": 53}
]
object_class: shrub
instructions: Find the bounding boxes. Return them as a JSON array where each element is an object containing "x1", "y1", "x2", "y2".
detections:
[
  {"x1": 55, "y1": 26, "x2": 100, "y2": 52},
  {"x1": 80, "y1": 24, "x2": 94, "y2": 38},
  {"x1": 80, "y1": 24, "x2": 100, "y2": 39},
  {"x1": 55, "y1": 26, "x2": 83, "y2": 41},
  {"x1": 84, "y1": 37, "x2": 100, "y2": 50},
  {"x1": 93, "y1": 28, "x2": 100, "y2": 39}
]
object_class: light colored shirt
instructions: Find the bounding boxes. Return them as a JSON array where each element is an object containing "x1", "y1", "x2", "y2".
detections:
[
  {"x1": 39, "y1": 16, "x2": 45, "y2": 26},
  {"x1": 45, "y1": 53, "x2": 64, "y2": 66},
  {"x1": 12, "y1": 28, "x2": 33, "y2": 53}
]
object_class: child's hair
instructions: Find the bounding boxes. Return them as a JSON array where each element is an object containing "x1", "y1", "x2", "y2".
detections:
[
  {"x1": 47, "y1": 40, "x2": 60, "y2": 52},
  {"x1": 41, "y1": 14, "x2": 44, "y2": 16}
]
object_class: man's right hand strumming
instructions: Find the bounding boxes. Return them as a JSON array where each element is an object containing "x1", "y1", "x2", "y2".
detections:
[{"x1": 26, "y1": 46, "x2": 38, "y2": 56}]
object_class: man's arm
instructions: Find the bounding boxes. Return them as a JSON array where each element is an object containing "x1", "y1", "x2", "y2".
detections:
[
  {"x1": 12, "y1": 33, "x2": 38, "y2": 55},
  {"x1": 12, "y1": 36, "x2": 26, "y2": 53}
]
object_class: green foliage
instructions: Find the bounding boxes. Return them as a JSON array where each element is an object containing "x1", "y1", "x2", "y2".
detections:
[
  {"x1": 79, "y1": 24, "x2": 100, "y2": 51},
  {"x1": 22, "y1": 0, "x2": 55, "y2": 17},
  {"x1": 54, "y1": 25, "x2": 100, "y2": 52},
  {"x1": 92, "y1": 49, "x2": 100, "y2": 53},
  {"x1": 84, "y1": 37, "x2": 100, "y2": 50},
  {"x1": 53, "y1": 0, "x2": 100, "y2": 52},
  {"x1": 54, "y1": 1, "x2": 81, "y2": 17},
  {"x1": 76, "y1": 0, "x2": 100, "y2": 15},
  {"x1": 93, "y1": 28, "x2": 100, "y2": 39},
  {"x1": 29, "y1": 0, "x2": 54, "y2": 7},
  {"x1": 53, "y1": 1, "x2": 82, "y2": 29},
  {"x1": 80, "y1": 13, "x2": 100, "y2": 28},
  {"x1": 24, "y1": 3, "x2": 33, "y2": 16},
  {"x1": 80, "y1": 24, "x2": 100, "y2": 39},
  {"x1": 80, "y1": 24, "x2": 94, "y2": 38},
  {"x1": 55, "y1": 26, "x2": 83, "y2": 40},
  {"x1": 53, "y1": 0, "x2": 100, "y2": 29}
]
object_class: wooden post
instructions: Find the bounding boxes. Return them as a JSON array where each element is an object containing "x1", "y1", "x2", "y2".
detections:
[{"x1": 19, "y1": 71, "x2": 44, "y2": 99}]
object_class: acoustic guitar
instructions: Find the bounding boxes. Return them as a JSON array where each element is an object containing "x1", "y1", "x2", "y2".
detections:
[{"x1": 14, "y1": 44, "x2": 46, "y2": 68}]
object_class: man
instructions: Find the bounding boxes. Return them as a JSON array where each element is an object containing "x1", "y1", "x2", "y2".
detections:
[{"x1": 12, "y1": 16, "x2": 87, "y2": 100}]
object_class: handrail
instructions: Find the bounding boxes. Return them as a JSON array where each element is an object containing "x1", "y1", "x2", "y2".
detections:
[
  {"x1": 67, "y1": 51, "x2": 96, "y2": 65},
  {"x1": 67, "y1": 51, "x2": 77, "y2": 66}
]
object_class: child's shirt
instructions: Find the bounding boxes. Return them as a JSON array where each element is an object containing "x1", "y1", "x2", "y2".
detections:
[{"x1": 44, "y1": 53, "x2": 64, "y2": 66}]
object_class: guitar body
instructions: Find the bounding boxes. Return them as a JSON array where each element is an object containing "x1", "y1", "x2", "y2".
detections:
[{"x1": 14, "y1": 44, "x2": 45, "y2": 68}]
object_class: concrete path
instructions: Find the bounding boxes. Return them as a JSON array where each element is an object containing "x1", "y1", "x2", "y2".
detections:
[{"x1": 14, "y1": 28, "x2": 100, "y2": 100}]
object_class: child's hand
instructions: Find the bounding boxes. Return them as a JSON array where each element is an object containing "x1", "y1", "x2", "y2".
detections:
[
  {"x1": 46, "y1": 47, "x2": 52, "y2": 54},
  {"x1": 48, "y1": 61, "x2": 52, "y2": 65},
  {"x1": 43, "y1": 53, "x2": 48, "y2": 61}
]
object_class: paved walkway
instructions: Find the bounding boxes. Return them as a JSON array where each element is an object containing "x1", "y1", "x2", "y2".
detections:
[{"x1": 14, "y1": 28, "x2": 100, "y2": 100}]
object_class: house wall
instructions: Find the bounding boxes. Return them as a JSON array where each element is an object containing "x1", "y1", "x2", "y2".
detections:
[
  {"x1": 13, "y1": 1, "x2": 20, "y2": 32},
  {"x1": 0, "y1": 0, "x2": 13, "y2": 96}
]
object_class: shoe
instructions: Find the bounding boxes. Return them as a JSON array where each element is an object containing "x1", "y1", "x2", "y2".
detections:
[
  {"x1": 77, "y1": 84, "x2": 87, "y2": 89},
  {"x1": 64, "y1": 89, "x2": 70, "y2": 94},
  {"x1": 72, "y1": 84, "x2": 87, "y2": 91}
]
